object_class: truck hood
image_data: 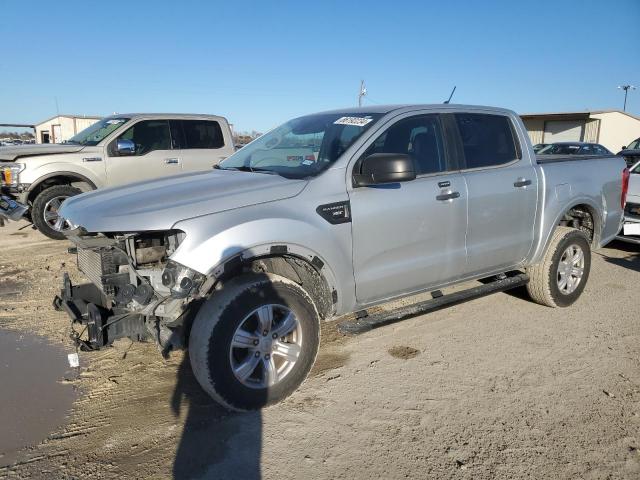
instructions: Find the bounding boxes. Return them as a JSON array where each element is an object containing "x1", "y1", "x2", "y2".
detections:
[
  {"x1": 0, "y1": 144, "x2": 86, "y2": 161},
  {"x1": 59, "y1": 170, "x2": 308, "y2": 232}
]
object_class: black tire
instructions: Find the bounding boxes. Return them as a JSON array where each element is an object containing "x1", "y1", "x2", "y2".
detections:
[
  {"x1": 31, "y1": 185, "x2": 82, "y2": 240},
  {"x1": 189, "y1": 273, "x2": 321, "y2": 411},
  {"x1": 526, "y1": 226, "x2": 591, "y2": 307}
]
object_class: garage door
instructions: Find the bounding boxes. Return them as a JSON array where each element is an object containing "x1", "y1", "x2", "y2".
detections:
[{"x1": 543, "y1": 120, "x2": 584, "y2": 143}]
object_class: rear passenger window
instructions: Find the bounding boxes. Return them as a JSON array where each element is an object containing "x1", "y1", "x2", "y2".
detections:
[
  {"x1": 364, "y1": 114, "x2": 446, "y2": 175},
  {"x1": 592, "y1": 145, "x2": 608, "y2": 155},
  {"x1": 580, "y1": 145, "x2": 593, "y2": 154},
  {"x1": 454, "y1": 113, "x2": 520, "y2": 169},
  {"x1": 181, "y1": 120, "x2": 224, "y2": 149}
]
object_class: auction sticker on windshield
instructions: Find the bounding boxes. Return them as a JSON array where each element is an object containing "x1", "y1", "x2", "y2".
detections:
[{"x1": 334, "y1": 116, "x2": 373, "y2": 126}]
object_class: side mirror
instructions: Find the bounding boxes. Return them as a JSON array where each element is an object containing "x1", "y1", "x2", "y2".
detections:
[
  {"x1": 116, "y1": 138, "x2": 135, "y2": 156},
  {"x1": 353, "y1": 153, "x2": 416, "y2": 187},
  {"x1": 622, "y1": 146, "x2": 627, "y2": 150}
]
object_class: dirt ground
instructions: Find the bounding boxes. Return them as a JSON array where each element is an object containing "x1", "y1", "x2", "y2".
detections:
[{"x1": 0, "y1": 220, "x2": 639, "y2": 480}]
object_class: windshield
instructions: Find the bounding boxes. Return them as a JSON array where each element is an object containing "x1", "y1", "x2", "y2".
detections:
[
  {"x1": 219, "y1": 112, "x2": 383, "y2": 178},
  {"x1": 66, "y1": 117, "x2": 130, "y2": 146},
  {"x1": 627, "y1": 138, "x2": 640, "y2": 150}
]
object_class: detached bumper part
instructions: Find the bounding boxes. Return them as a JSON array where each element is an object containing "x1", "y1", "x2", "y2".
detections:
[
  {"x1": 54, "y1": 273, "x2": 147, "y2": 350},
  {"x1": 0, "y1": 195, "x2": 28, "y2": 224}
]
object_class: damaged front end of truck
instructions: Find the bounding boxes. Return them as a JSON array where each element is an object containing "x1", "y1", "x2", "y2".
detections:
[{"x1": 54, "y1": 229, "x2": 211, "y2": 353}]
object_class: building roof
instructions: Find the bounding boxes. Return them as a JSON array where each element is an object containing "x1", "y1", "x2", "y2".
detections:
[
  {"x1": 35, "y1": 114, "x2": 102, "y2": 126},
  {"x1": 520, "y1": 109, "x2": 640, "y2": 122}
]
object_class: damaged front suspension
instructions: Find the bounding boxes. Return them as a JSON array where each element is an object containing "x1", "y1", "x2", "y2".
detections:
[{"x1": 54, "y1": 273, "x2": 149, "y2": 351}]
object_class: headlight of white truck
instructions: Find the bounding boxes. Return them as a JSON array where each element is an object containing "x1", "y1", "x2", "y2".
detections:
[
  {"x1": 161, "y1": 260, "x2": 206, "y2": 298},
  {"x1": 0, "y1": 163, "x2": 26, "y2": 186}
]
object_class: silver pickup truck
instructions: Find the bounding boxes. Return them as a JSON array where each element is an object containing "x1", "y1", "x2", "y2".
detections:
[
  {"x1": 0, "y1": 113, "x2": 234, "y2": 239},
  {"x1": 54, "y1": 104, "x2": 628, "y2": 410}
]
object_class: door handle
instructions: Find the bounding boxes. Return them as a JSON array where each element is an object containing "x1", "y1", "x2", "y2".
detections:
[
  {"x1": 436, "y1": 191, "x2": 460, "y2": 201},
  {"x1": 514, "y1": 178, "x2": 532, "y2": 188},
  {"x1": 82, "y1": 157, "x2": 102, "y2": 162},
  {"x1": 164, "y1": 158, "x2": 180, "y2": 164}
]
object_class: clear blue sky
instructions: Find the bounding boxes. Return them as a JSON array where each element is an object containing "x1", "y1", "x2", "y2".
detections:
[{"x1": 1, "y1": 0, "x2": 639, "y2": 132}]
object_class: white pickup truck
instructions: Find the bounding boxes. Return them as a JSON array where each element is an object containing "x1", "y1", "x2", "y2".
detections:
[{"x1": 0, "y1": 113, "x2": 235, "y2": 239}]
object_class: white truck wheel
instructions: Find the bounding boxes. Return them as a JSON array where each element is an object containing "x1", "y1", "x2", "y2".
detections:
[{"x1": 32, "y1": 185, "x2": 82, "y2": 240}]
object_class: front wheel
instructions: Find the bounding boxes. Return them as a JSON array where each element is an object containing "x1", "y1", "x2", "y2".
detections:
[
  {"x1": 189, "y1": 273, "x2": 320, "y2": 411},
  {"x1": 526, "y1": 226, "x2": 591, "y2": 307},
  {"x1": 31, "y1": 185, "x2": 82, "y2": 240}
]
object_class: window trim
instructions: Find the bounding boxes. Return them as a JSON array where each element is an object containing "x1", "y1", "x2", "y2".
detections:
[
  {"x1": 107, "y1": 119, "x2": 175, "y2": 157},
  {"x1": 452, "y1": 112, "x2": 524, "y2": 173},
  {"x1": 169, "y1": 119, "x2": 185, "y2": 150}
]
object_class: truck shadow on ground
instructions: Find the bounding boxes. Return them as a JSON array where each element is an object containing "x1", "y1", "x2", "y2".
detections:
[
  {"x1": 598, "y1": 240, "x2": 640, "y2": 273},
  {"x1": 171, "y1": 355, "x2": 262, "y2": 480}
]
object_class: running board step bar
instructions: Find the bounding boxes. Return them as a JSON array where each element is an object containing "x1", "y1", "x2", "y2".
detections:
[{"x1": 338, "y1": 272, "x2": 529, "y2": 335}]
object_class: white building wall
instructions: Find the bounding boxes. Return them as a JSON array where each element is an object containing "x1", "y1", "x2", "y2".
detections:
[
  {"x1": 522, "y1": 118, "x2": 544, "y2": 145},
  {"x1": 590, "y1": 112, "x2": 640, "y2": 152},
  {"x1": 35, "y1": 115, "x2": 101, "y2": 143}
]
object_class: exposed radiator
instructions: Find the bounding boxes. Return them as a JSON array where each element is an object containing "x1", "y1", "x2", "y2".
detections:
[{"x1": 77, "y1": 248, "x2": 119, "y2": 295}]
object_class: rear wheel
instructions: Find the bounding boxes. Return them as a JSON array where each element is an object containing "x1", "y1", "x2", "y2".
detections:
[
  {"x1": 31, "y1": 185, "x2": 82, "y2": 240},
  {"x1": 189, "y1": 273, "x2": 320, "y2": 411},
  {"x1": 526, "y1": 226, "x2": 591, "y2": 307}
]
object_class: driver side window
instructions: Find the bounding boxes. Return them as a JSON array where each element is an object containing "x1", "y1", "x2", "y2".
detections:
[
  {"x1": 364, "y1": 114, "x2": 446, "y2": 175},
  {"x1": 116, "y1": 120, "x2": 171, "y2": 156}
]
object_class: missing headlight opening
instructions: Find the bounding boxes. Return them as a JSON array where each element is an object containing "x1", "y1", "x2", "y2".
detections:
[{"x1": 55, "y1": 229, "x2": 202, "y2": 352}]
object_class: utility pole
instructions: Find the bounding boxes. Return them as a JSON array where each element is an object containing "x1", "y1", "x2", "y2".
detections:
[
  {"x1": 358, "y1": 80, "x2": 367, "y2": 107},
  {"x1": 618, "y1": 85, "x2": 636, "y2": 111}
]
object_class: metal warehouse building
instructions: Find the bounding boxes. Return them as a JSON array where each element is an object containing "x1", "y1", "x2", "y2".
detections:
[
  {"x1": 35, "y1": 114, "x2": 101, "y2": 144},
  {"x1": 521, "y1": 110, "x2": 640, "y2": 152}
]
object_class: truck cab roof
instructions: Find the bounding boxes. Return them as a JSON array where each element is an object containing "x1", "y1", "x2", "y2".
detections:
[
  {"x1": 108, "y1": 113, "x2": 230, "y2": 122},
  {"x1": 316, "y1": 103, "x2": 517, "y2": 116}
]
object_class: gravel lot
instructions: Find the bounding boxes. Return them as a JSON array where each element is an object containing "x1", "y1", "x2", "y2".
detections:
[{"x1": 0, "y1": 220, "x2": 639, "y2": 480}]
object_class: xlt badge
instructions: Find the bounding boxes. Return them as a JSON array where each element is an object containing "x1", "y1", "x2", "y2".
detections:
[{"x1": 316, "y1": 201, "x2": 351, "y2": 224}]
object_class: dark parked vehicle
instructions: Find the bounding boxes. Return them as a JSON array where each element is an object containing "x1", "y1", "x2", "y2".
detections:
[
  {"x1": 538, "y1": 142, "x2": 612, "y2": 156},
  {"x1": 532, "y1": 143, "x2": 548, "y2": 153},
  {"x1": 617, "y1": 137, "x2": 640, "y2": 167}
]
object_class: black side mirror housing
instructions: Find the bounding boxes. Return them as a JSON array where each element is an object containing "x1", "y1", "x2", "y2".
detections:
[{"x1": 353, "y1": 153, "x2": 416, "y2": 187}]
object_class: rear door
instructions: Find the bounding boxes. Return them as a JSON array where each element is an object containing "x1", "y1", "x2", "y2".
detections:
[
  {"x1": 172, "y1": 119, "x2": 230, "y2": 171},
  {"x1": 349, "y1": 112, "x2": 468, "y2": 304},
  {"x1": 106, "y1": 119, "x2": 181, "y2": 186},
  {"x1": 454, "y1": 112, "x2": 537, "y2": 276}
]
